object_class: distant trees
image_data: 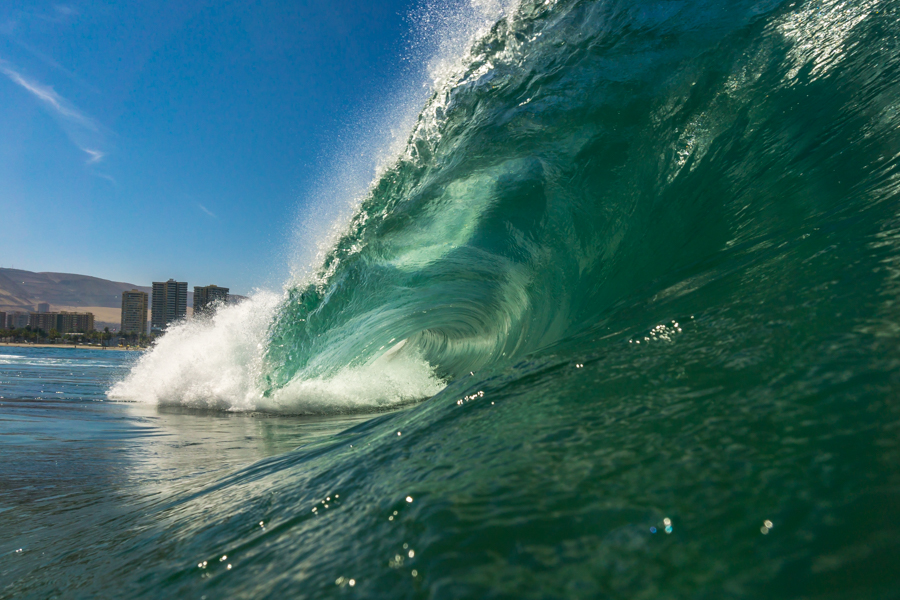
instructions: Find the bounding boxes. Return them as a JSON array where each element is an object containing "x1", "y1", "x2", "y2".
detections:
[
  {"x1": 0, "y1": 323, "x2": 158, "y2": 347},
  {"x1": 0, "y1": 327, "x2": 45, "y2": 342}
]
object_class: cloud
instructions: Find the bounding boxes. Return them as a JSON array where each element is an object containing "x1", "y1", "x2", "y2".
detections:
[
  {"x1": 198, "y1": 203, "x2": 218, "y2": 219},
  {"x1": 53, "y1": 5, "x2": 77, "y2": 17},
  {"x1": 0, "y1": 59, "x2": 109, "y2": 165},
  {"x1": 83, "y1": 148, "x2": 104, "y2": 163},
  {"x1": 0, "y1": 61, "x2": 95, "y2": 128}
]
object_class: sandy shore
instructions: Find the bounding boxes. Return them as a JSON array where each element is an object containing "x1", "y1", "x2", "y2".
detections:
[{"x1": 0, "y1": 342, "x2": 143, "y2": 351}]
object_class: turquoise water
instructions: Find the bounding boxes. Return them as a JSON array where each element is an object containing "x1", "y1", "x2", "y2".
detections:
[{"x1": 8, "y1": 0, "x2": 900, "y2": 596}]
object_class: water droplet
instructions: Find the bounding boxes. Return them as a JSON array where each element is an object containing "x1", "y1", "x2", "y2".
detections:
[
  {"x1": 412, "y1": 569, "x2": 418, "y2": 577},
  {"x1": 349, "y1": 579, "x2": 356, "y2": 587},
  {"x1": 408, "y1": 550, "x2": 415, "y2": 558},
  {"x1": 226, "y1": 564, "x2": 232, "y2": 570},
  {"x1": 406, "y1": 496, "x2": 413, "y2": 503}
]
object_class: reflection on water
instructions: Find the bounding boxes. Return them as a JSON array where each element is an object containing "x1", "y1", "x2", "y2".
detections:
[{"x1": 0, "y1": 394, "x2": 372, "y2": 595}]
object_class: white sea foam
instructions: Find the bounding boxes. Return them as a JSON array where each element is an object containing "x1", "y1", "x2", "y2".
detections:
[
  {"x1": 108, "y1": 293, "x2": 277, "y2": 410},
  {"x1": 107, "y1": 292, "x2": 444, "y2": 414},
  {"x1": 261, "y1": 350, "x2": 445, "y2": 414}
]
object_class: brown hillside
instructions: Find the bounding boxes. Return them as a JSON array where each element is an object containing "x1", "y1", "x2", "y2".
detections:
[{"x1": 0, "y1": 268, "x2": 193, "y2": 312}]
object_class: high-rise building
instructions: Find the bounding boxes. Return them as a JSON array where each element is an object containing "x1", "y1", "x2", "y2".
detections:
[
  {"x1": 151, "y1": 279, "x2": 187, "y2": 331},
  {"x1": 37, "y1": 302, "x2": 50, "y2": 313},
  {"x1": 193, "y1": 284, "x2": 229, "y2": 315},
  {"x1": 57, "y1": 312, "x2": 94, "y2": 333},
  {"x1": 121, "y1": 289, "x2": 149, "y2": 334},
  {"x1": 0, "y1": 311, "x2": 6, "y2": 329},
  {"x1": 29, "y1": 312, "x2": 57, "y2": 333},
  {"x1": 28, "y1": 311, "x2": 94, "y2": 333},
  {"x1": 8, "y1": 312, "x2": 31, "y2": 329}
]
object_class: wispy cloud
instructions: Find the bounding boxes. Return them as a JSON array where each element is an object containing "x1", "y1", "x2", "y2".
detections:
[
  {"x1": 53, "y1": 5, "x2": 77, "y2": 18},
  {"x1": 198, "y1": 203, "x2": 218, "y2": 219},
  {"x1": 83, "y1": 148, "x2": 104, "y2": 163},
  {"x1": 0, "y1": 61, "x2": 95, "y2": 128},
  {"x1": 0, "y1": 59, "x2": 108, "y2": 164}
]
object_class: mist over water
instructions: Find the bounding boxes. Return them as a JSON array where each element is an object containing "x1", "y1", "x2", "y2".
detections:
[{"x1": 80, "y1": 0, "x2": 900, "y2": 597}]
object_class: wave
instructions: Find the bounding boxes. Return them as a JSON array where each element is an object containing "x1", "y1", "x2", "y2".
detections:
[{"x1": 112, "y1": 0, "x2": 900, "y2": 414}]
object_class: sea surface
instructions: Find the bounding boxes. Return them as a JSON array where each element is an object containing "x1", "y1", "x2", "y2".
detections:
[
  {"x1": 0, "y1": 347, "x2": 370, "y2": 597},
  {"x1": 6, "y1": 0, "x2": 900, "y2": 597}
]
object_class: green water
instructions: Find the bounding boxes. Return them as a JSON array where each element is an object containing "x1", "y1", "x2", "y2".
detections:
[{"x1": 11, "y1": 0, "x2": 900, "y2": 597}]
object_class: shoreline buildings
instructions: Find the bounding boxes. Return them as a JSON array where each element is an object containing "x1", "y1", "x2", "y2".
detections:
[
  {"x1": 2, "y1": 276, "x2": 235, "y2": 334},
  {"x1": 121, "y1": 289, "x2": 149, "y2": 334},
  {"x1": 6, "y1": 311, "x2": 31, "y2": 329},
  {"x1": 151, "y1": 279, "x2": 187, "y2": 331},
  {"x1": 194, "y1": 284, "x2": 229, "y2": 315},
  {"x1": 28, "y1": 311, "x2": 95, "y2": 333}
]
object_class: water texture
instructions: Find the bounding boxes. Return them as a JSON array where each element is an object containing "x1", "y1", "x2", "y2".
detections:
[{"x1": 12, "y1": 0, "x2": 900, "y2": 597}]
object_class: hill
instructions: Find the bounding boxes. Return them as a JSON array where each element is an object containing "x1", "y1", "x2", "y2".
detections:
[
  {"x1": 0, "y1": 268, "x2": 152, "y2": 310},
  {"x1": 0, "y1": 268, "x2": 196, "y2": 330}
]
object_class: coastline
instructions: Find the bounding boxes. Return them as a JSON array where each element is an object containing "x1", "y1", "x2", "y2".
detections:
[{"x1": 0, "y1": 342, "x2": 142, "y2": 351}]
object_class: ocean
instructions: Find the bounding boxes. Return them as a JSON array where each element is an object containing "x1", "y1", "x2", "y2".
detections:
[{"x1": 5, "y1": 0, "x2": 900, "y2": 597}]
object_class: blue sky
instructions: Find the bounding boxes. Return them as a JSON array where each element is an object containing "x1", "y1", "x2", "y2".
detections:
[{"x1": 0, "y1": 0, "x2": 425, "y2": 294}]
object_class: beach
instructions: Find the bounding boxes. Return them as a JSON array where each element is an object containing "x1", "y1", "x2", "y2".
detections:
[{"x1": 1, "y1": 342, "x2": 141, "y2": 351}]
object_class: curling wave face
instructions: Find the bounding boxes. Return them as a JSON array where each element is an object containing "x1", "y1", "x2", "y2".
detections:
[
  {"x1": 261, "y1": 0, "x2": 900, "y2": 403},
  {"x1": 114, "y1": 0, "x2": 900, "y2": 419}
]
